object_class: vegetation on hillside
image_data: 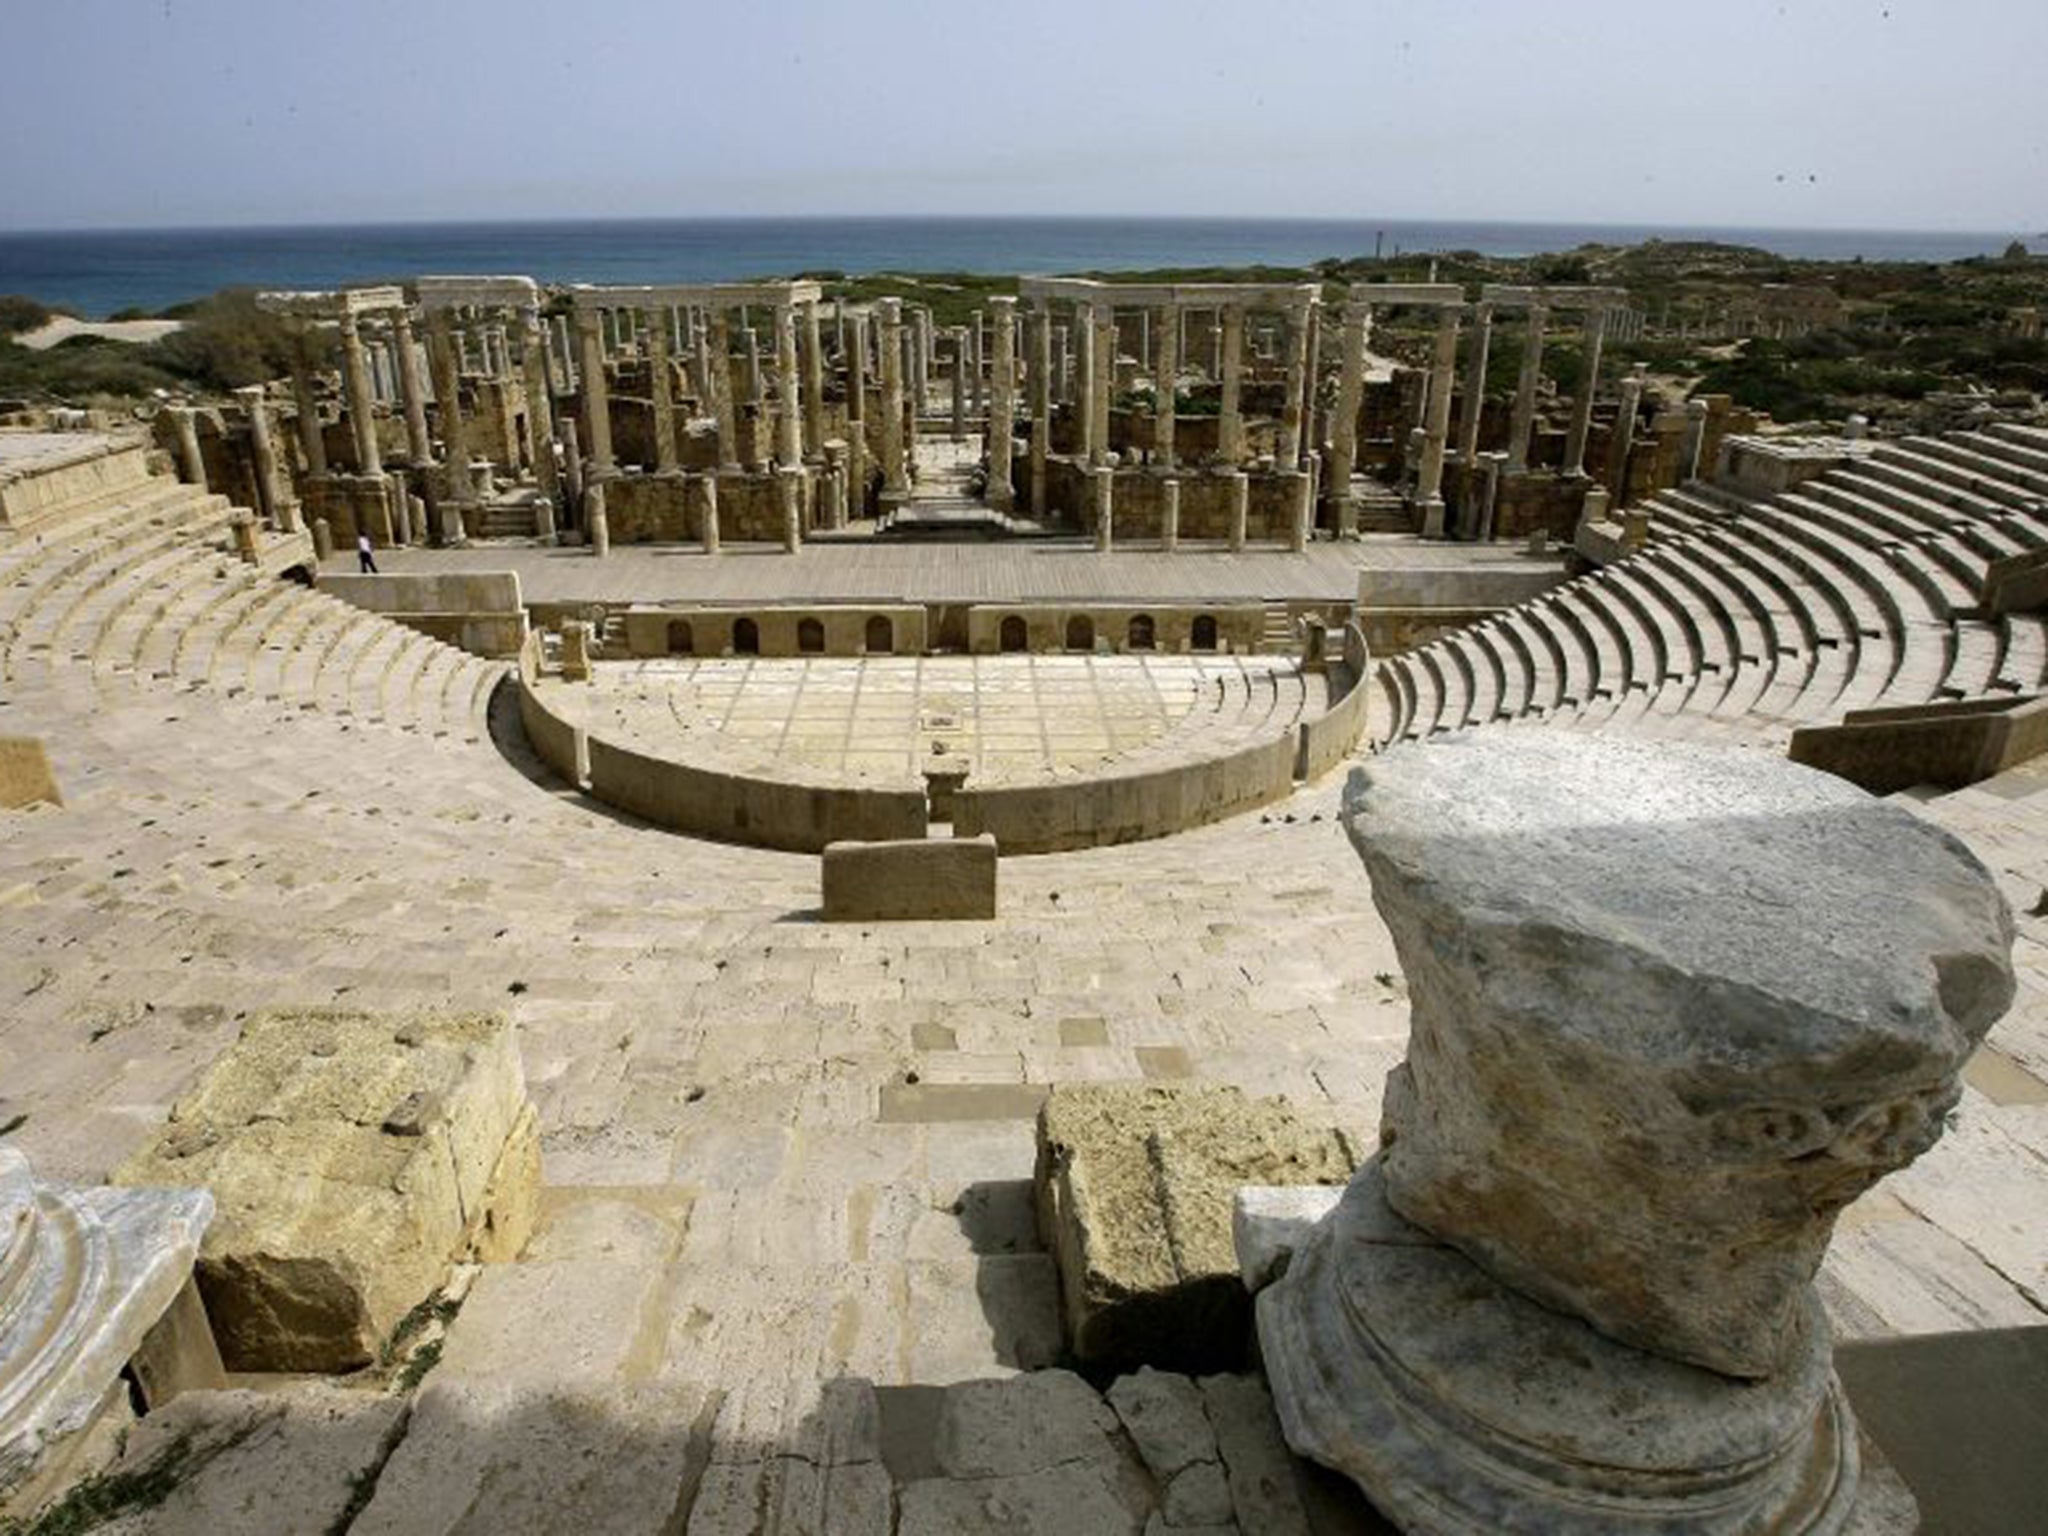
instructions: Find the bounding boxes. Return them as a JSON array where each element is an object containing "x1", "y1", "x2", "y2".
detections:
[{"x1": 0, "y1": 289, "x2": 306, "y2": 405}]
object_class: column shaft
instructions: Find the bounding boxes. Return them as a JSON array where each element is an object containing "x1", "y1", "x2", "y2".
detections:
[
  {"x1": 1153, "y1": 302, "x2": 1178, "y2": 470},
  {"x1": 290, "y1": 331, "x2": 328, "y2": 477},
  {"x1": 646, "y1": 307, "x2": 679, "y2": 474},
  {"x1": 1457, "y1": 303, "x2": 1493, "y2": 463},
  {"x1": 1563, "y1": 307, "x2": 1607, "y2": 477},
  {"x1": 878, "y1": 300, "x2": 908, "y2": 496},
  {"x1": 338, "y1": 313, "x2": 383, "y2": 477},
  {"x1": 1219, "y1": 306, "x2": 1245, "y2": 462},
  {"x1": 988, "y1": 295, "x2": 1016, "y2": 512},
  {"x1": 1508, "y1": 305, "x2": 1548, "y2": 472}
]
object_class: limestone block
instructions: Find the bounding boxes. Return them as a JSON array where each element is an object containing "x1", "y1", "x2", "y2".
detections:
[
  {"x1": 1106, "y1": 1369, "x2": 1234, "y2": 1528},
  {"x1": 115, "y1": 1009, "x2": 537, "y2": 1372},
  {"x1": 0, "y1": 736, "x2": 60, "y2": 810},
  {"x1": 0, "y1": 1148, "x2": 213, "y2": 1504},
  {"x1": 821, "y1": 835, "x2": 996, "y2": 921},
  {"x1": 350, "y1": 1378, "x2": 718, "y2": 1536},
  {"x1": 1034, "y1": 1084, "x2": 1357, "y2": 1370},
  {"x1": 78, "y1": 1384, "x2": 407, "y2": 1536}
]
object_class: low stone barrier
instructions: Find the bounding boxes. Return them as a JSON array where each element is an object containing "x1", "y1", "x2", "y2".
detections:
[
  {"x1": 1980, "y1": 545, "x2": 2048, "y2": 616},
  {"x1": 1295, "y1": 622, "x2": 1371, "y2": 781},
  {"x1": 514, "y1": 635, "x2": 585, "y2": 786},
  {"x1": 1789, "y1": 693, "x2": 2048, "y2": 793},
  {"x1": 822, "y1": 834, "x2": 997, "y2": 920},
  {"x1": 321, "y1": 571, "x2": 529, "y2": 657}
]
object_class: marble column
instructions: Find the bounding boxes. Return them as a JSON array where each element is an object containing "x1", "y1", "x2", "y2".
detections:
[
  {"x1": 1152, "y1": 302, "x2": 1178, "y2": 470},
  {"x1": 1507, "y1": 304, "x2": 1548, "y2": 472},
  {"x1": 551, "y1": 315, "x2": 575, "y2": 391},
  {"x1": 1281, "y1": 305, "x2": 1312, "y2": 468},
  {"x1": 1456, "y1": 302, "x2": 1492, "y2": 464},
  {"x1": 742, "y1": 325, "x2": 763, "y2": 409},
  {"x1": 1161, "y1": 475, "x2": 1180, "y2": 553},
  {"x1": 575, "y1": 306, "x2": 614, "y2": 557},
  {"x1": 1417, "y1": 307, "x2": 1462, "y2": 535},
  {"x1": 337, "y1": 311, "x2": 383, "y2": 478},
  {"x1": 1074, "y1": 303, "x2": 1099, "y2": 465},
  {"x1": 645, "y1": 307, "x2": 679, "y2": 476},
  {"x1": 1563, "y1": 306, "x2": 1607, "y2": 477},
  {"x1": 425, "y1": 311, "x2": 470, "y2": 545},
  {"x1": 234, "y1": 386, "x2": 281, "y2": 530},
  {"x1": 1681, "y1": 397, "x2": 1710, "y2": 481},
  {"x1": 709, "y1": 308, "x2": 740, "y2": 473},
  {"x1": 1219, "y1": 305, "x2": 1245, "y2": 463},
  {"x1": 392, "y1": 309, "x2": 433, "y2": 474},
  {"x1": 1329, "y1": 297, "x2": 1371, "y2": 534},
  {"x1": 1226, "y1": 468, "x2": 1248, "y2": 552},
  {"x1": 878, "y1": 299, "x2": 908, "y2": 497},
  {"x1": 169, "y1": 406, "x2": 206, "y2": 488},
  {"x1": 698, "y1": 472, "x2": 721, "y2": 554},
  {"x1": 1289, "y1": 470, "x2": 1312, "y2": 552},
  {"x1": 801, "y1": 299, "x2": 825, "y2": 464},
  {"x1": 1090, "y1": 304, "x2": 1114, "y2": 468},
  {"x1": 778, "y1": 466, "x2": 802, "y2": 552},
  {"x1": 1027, "y1": 300, "x2": 1051, "y2": 518},
  {"x1": 1608, "y1": 365, "x2": 1646, "y2": 505},
  {"x1": 988, "y1": 295, "x2": 1017, "y2": 513},
  {"x1": 846, "y1": 311, "x2": 869, "y2": 515},
  {"x1": 949, "y1": 330, "x2": 967, "y2": 444},
  {"x1": 911, "y1": 309, "x2": 931, "y2": 421},
  {"x1": 289, "y1": 329, "x2": 328, "y2": 479},
  {"x1": 518, "y1": 308, "x2": 561, "y2": 508},
  {"x1": 969, "y1": 309, "x2": 986, "y2": 422},
  {"x1": 1093, "y1": 465, "x2": 1114, "y2": 552}
]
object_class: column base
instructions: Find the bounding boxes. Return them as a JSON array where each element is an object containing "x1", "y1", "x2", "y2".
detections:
[{"x1": 1255, "y1": 1163, "x2": 1873, "y2": 1536}]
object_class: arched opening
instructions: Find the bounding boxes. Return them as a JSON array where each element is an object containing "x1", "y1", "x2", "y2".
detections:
[
  {"x1": 1127, "y1": 614, "x2": 1156, "y2": 651},
  {"x1": 667, "y1": 619, "x2": 694, "y2": 655},
  {"x1": 733, "y1": 617, "x2": 760, "y2": 655},
  {"x1": 798, "y1": 617, "x2": 826, "y2": 654},
  {"x1": 999, "y1": 615, "x2": 1028, "y2": 653},
  {"x1": 864, "y1": 615, "x2": 894, "y2": 655},
  {"x1": 1065, "y1": 615, "x2": 1095, "y2": 652},
  {"x1": 1192, "y1": 613, "x2": 1218, "y2": 651}
]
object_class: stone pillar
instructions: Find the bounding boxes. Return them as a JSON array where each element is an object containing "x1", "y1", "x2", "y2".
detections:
[
  {"x1": 289, "y1": 329, "x2": 328, "y2": 479},
  {"x1": 1054, "y1": 323, "x2": 1070, "y2": 405},
  {"x1": 1563, "y1": 306, "x2": 1608, "y2": 477},
  {"x1": 392, "y1": 310, "x2": 433, "y2": 472},
  {"x1": 1456, "y1": 302, "x2": 1492, "y2": 464},
  {"x1": 1219, "y1": 305, "x2": 1246, "y2": 463},
  {"x1": 234, "y1": 386, "x2": 280, "y2": 531},
  {"x1": 1416, "y1": 306, "x2": 1461, "y2": 534},
  {"x1": 169, "y1": 406, "x2": 206, "y2": 488},
  {"x1": 575, "y1": 306, "x2": 614, "y2": 558},
  {"x1": 1329, "y1": 297, "x2": 1370, "y2": 533},
  {"x1": 311, "y1": 516, "x2": 333, "y2": 561},
  {"x1": 775, "y1": 304, "x2": 803, "y2": 470},
  {"x1": 949, "y1": 330, "x2": 967, "y2": 443},
  {"x1": 878, "y1": 299, "x2": 908, "y2": 498},
  {"x1": 426, "y1": 311, "x2": 470, "y2": 546},
  {"x1": 1507, "y1": 303, "x2": 1548, "y2": 472},
  {"x1": 1027, "y1": 299, "x2": 1051, "y2": 518},
  {"x1": 1478, "y1": 450, "x2": 1507, "y2": 542},
  {"x1": 561, "y1": 419, "x2": 583, "y2": 509},
  {"x1": 1090, "y1": 304, "x2": 1114, "y2": 468},
  {"x1": 1152, "y1": 302, "x2": 1178, "y2": 470},
  {"x1": 1289, "y1": 470, "x2": 1312, "y2": 552},
  {"x1": 969, "y1": 309, "x2": 986, "y2": 422},
  {"x1": 1681, "y1": 398, "x2": 1710, "y2": 481},
  {"x1": 1226, "y1": 469, "x2": 1248, "y2": 551},
  {"x1": 801, "y1": 299, "x2": 826, "y2": 464},
  {"x1": 778, "y1": 466, "x2": 803, "y2": 552},
  {"x1": 1161, "y1": 475, "x2": 1180, "y2": 552},
  {"x1": 552, "y1": 315, "x2": 575, "y2": 391},
  {"x1": 1254, "y1": 733, "x2": 2012, "y2": 1530},
  {"x1": 709, "y1": 308, "x2": 740, "y2": 473},
  {"x1": 518, "y1": 308, "x2": 560, "y2": 508},
  {"x1": 646, "y1": 306, "x2": 679, "y2": 475},
  {"x1": 846, "y1": 311, "x2": 869, "y2": 516},
  {"x1": 1074, "y1": 303, "x2": 1099, "y2": 466},
  {"x1": 740, "y1": 325, "x2": 763, "y2": 410},
  {"x1": 911, "y1": 309, "x2": 931, "y2": 421},
  {"x1": 1281, "y1": 303, "x2": 1313, "y2": 467},
  {"x1": 989, "y1": 295, "x2": 1017, "y2": 512},
  {"x1": 337, "y1": 310, "x2": 384, "y2": 479},
  {"x1": 1609, "y1": 365, "x2": 1647, "y2": 505},
  {"x1": 1092, "y1": 465, "x2": 1115, "y2": 552},
  {"x1": 699, "y1": 472, "x2": 721, "y2": 554}
]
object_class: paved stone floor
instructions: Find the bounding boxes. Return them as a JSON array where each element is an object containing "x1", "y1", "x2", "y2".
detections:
[{"x1": 540, "y1": 654, "x2": 1326, "y2": 784}]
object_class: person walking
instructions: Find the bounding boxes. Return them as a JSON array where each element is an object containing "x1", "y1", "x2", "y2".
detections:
[{"x1": 356, "y1": 531, "x2": 378, "y2": 574}]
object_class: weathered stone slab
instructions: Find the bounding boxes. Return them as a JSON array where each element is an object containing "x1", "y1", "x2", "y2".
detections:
[
  {"x1": 822, "y1": 835, "x2": 997, "y2": 921},
  {"x1": 0, "y1": 1147, "x2": 212, "y2": 1506},
  {"x1": 115, "y1": 1009, "x2": 538, "y2": 1372},
  {"x1": 0, "y1": 736, "x2": 60, "y2": 811},
  {"x1": 1034, "y1": 1084, "x2": 1357, "y2": 1371}
]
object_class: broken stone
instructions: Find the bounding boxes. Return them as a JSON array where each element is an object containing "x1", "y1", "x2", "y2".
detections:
[{"x1": 1230, "y1": 1185, "x2": 1341, "y2": 1292}]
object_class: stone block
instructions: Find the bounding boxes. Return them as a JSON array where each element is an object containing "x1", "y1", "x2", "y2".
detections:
[
  {"x1": 115, "y1": 1009, "x2": 537, "y2": 1372},
  {"x1": 822, "y1": 835, "x2": 997, "y2": 921},
  {"x1": 0, "y1": 736, "x2": 60, "y2": 810},
  {"x1": 1034, "y1": 1084, "x2": 1358, "y2": 1371}
]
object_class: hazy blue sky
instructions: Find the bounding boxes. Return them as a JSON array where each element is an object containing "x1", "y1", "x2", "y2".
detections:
[{"x1": 5, "y1": 0, "x2": 2043, "y2": 231}]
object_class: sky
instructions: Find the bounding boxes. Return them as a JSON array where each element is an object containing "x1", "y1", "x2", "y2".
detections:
[{"x1": 3, "y1": 0, "x2": 2044, "y2": 233}]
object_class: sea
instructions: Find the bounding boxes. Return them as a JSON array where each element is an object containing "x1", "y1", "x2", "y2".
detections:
[{"x1": 0, "y1": 216, "x2": 2027, "y2": 320}]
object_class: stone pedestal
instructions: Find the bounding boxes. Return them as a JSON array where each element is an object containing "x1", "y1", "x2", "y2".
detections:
[{"x1": 1254, "y1": 733, "x2": 2013, "y2": 1533}]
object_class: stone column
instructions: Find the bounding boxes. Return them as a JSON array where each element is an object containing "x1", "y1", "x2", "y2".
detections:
[
  {"x1": 1681, "y1": 397, "x2": 1710, "y2": 481},
  {"x1": 698, "y1": 472, "x2": 721, "y2": 554},
  {"x1": 1478, "y1": 450, "x2": 1506, "y2": 542},
  {"x1": 392, "y1": 310, "x2": 433, "y2": 472},
  {"x1": 646, "y1": 306, "x2": 679, "y2": 476},
  {"x1": 518, "y1": 308, "x2": 561, "y2": 508},
  {"x1": 969, "y1": 308, "x2": 986, "y2": 422},
  {"x1": 1456, "y1": 302, "x2": 1492, "y2": 464},
  {"x1": 169, "y1": 406, "x2": 206, "y2": 488},
  {"x1": 1507, "y1": 303, "x2": 1548, "y2": 472},
  {"x1": 1226, "y1": 469, "x2": 1248, "y2": 551},
  {"x1": 1090, "y1": 304, "x2": 1114, "y2": 467},
  {"x1": 234, "y1": 386, "x2": 281, "y2": 531},
  {"x1": 775, "y1": 304, "x2": 803, "y2": 470},
  {"x1": 288, "y1": 329, "x2": 328, "y2": 479},
  {"x1": 1092, "y1": 465, "x2": 1115, "y2": 552},
  {"x1": 1416, "y1": 306, "x2": 1461, "y2": 536},
  {"x1": 1219, "y1": 305, "x2": 1245, "y2": 463},
  {"x1": 949, "y1": 330, "x2": 967, "y2": 444},
  {"x1": 1074, "y1": 303, "x2": 1099, "y2": 465},
  {"x1": 911, "y1": 309, "x2": 931, "y2": 421},
  {"x1": 743, "y1": 325, "x2": 764, "y2": 409},
  {"x1": 778, "y1": 466, "x2": 803, "y2": 552},
  {"x1": 988, "y1": 295, "x2": 1017, "y2": 512},
  {"x1": 425, "y1": 311, "x2": 470, "y2": 545},
  {"x1": 1027, "y1": 299, "x2": 1051, "y2": 518},
  {"x1": 1329, "y1": 296, "x2": 1370, "y2": 534},
  {"x1": 846, "y1": 311, "x2": 869, "y2": 516},
  {"x1": 1152, "y1": 301, "x2": 1178, "y2": 470},
  {"x1": 1279, "y1": 307, "x2": 1308, "y2": 467},
  {"x1": 1609, "y1": 365, "x2": 1647, "y2": 505},
  {"x1": 1289, "y1": 470, "x2": 1312, "y2": 552},
  {"x1": 575, "y1": 305, "x2": 614, "y2": 557},
  {"x1": 1161, "y1": 475, "x2": 1180, "y2": 552},
  {"x1": 1563, "y1": 306, "x2": 1608, "y2": 477},
  {"x1": 709, "y1": 308, "x2": 740, "y2": 473},
  {"x1": 878, "y1": 299, "x2": 908, "y2": 498},
  {"x1": 337, "y1": 310, "x2": 384, "y2": 479},
  {"x1": 801, "y1": 299, "x2": 825, "y2": 464}
]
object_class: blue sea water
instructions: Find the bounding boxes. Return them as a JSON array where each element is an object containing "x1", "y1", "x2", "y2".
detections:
[{"x1": 0, "y1": 216, "x2": 2025, "y2": 319}]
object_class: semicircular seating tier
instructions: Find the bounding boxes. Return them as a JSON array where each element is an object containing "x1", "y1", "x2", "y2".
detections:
[{"x1": 1376, "y1": 422, "x2": 2048, "y2": 747}]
